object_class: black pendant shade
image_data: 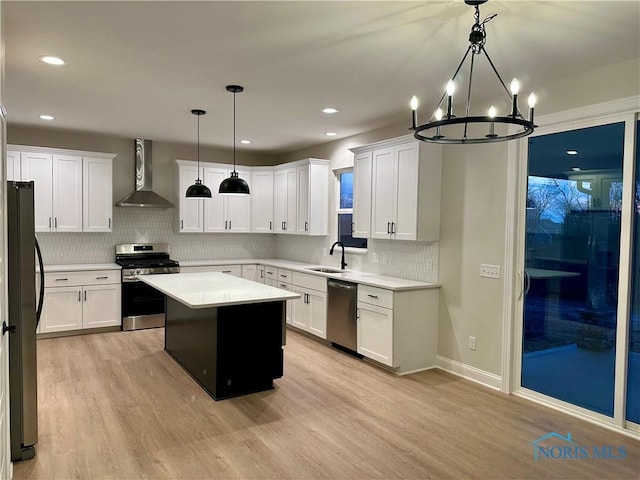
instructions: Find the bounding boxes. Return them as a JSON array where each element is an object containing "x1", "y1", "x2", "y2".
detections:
[
  {"x1": 220, "y1": 85, "x2": 250, "y2": 195},
  {"x1": 186, "y1": 109, "x2": 212, "y2": 198}
]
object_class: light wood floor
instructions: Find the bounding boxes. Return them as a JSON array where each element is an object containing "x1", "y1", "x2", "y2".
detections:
[{"x1": 14, "y1": 328, "x2": 640, "y2": 479}]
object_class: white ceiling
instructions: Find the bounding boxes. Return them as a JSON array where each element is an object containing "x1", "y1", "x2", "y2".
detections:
[{"x1": 3, "y1": 1, "x2": 639, "y2": 154}]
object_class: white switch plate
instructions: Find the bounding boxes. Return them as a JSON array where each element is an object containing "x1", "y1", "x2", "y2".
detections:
[
  {"x1": 468, "y1": 336, "x2": 477, "y2": 350},
  {"x1": 480, "y1": 264, "x2": 501, "y2": 279}
]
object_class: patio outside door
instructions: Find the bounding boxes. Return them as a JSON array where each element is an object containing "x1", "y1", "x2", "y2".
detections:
[{"x1": 521, "y1": 122, "x2": 627, "y2": 417}]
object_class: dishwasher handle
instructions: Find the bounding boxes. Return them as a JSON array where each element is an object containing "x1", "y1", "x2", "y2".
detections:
[{"x1": 327, "y1": 280, "x2": 357, "y2": 290}]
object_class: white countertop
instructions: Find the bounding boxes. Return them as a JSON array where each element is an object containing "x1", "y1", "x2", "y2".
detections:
[
  {"x1": 38, "y1": 263, "x2": 121, "y2": 273},
  {"x1": 138, "y1": 272, "x2": 301, "y2": 309},
  {"x1": 180, "y1": 258, "x2": 439, "y2": 291}
]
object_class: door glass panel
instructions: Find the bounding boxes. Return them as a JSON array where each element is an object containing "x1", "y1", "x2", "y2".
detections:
[
  {"x1": 522, "y1": 122, "x2": 625, "y2": 416},
  {"x1": 627, "y1": 119, "x2": 640, "y2": 424}
]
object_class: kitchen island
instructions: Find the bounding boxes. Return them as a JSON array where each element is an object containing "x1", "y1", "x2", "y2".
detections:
[{"x1": 139, "y1": 272, "x2": 300, "y2": 400}]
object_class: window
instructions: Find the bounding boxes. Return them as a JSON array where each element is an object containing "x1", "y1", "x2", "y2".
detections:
[{"x1": 337, "y1": 170, "x2": 367, "y2": 249}]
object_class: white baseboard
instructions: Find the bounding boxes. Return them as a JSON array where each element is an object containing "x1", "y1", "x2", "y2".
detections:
[{"x1": 436, "y1": 355, "x2": 502, "y2": 391}]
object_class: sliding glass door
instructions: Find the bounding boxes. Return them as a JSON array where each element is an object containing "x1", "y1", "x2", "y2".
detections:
[{"x1": 521, "y1": 121, "x2": 629, "y2": 417}]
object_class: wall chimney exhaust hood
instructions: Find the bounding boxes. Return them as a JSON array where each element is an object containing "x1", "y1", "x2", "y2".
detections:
[{"x1": 116, "y1": 139, "x2": 175, "y2": 208}]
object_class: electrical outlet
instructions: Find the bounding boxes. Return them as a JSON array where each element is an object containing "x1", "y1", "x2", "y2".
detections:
[
  {"x1": 371, "y1": 253, "x2": 379, "y2": 264},
  {"x1": 480, "y1": 264, "x2": 501, "y2": 279},
  {"x1": 468, "y1": 336, "x2": 477, "y2": 351}
]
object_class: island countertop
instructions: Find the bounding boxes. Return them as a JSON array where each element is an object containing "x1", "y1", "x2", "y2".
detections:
[{"x1": 139, "y1": 272, "x2": 300, "y2": 309}]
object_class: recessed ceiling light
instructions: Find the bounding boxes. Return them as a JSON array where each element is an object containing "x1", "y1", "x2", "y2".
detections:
[
  {"x1": 325, "y1": 132, "x2": 337, "y2": 137},
  {"x1": 571, "y1": 167, "x2": 582, "y2": 171},
  {"x1": 566, "y1": 149, "x2": 578, "y2": 155},
  {"x1": 39, "y1": 55, "x2": 66, "y2": 66},
  {"x1": 322, "y1": 107, "x2": 339, "y2": 114},
  {"x1": 39, "y1": 114, "x2": 55, "y2": 121},
  {"x1": 240, "y1": 139, "x2": 251, "y2": 144}
]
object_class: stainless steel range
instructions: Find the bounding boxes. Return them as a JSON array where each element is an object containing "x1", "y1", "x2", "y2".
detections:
[{"x1": 115, "y1": 243, "x2": 180, "y2": 331}]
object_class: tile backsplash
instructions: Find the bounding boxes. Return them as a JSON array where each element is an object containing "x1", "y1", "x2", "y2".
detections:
[
  {"x1": 275, "y1": 235, "x2": 439, "y2": 283},
  {"x1": 37, "y1": 208, "x2": 276, "y2": 264},
  {"x1": 38, "y1": 209, "x2": 438, "y2": 283}
]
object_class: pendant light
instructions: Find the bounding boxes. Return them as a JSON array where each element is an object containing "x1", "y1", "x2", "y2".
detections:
[
  {"x1": 219, "y1": 85, "x2": 250, "y2": 195},
  {"x1": 185, "y1": 109, "x2": 212, "y2": 198}
]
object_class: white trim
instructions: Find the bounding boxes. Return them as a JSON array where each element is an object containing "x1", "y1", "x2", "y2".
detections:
[
  {"x1": 514, "y1": 389, "x2": 640, "y2": 441},
  {"x1": 436, "y1": 356, "x2": 502, "y2": 391},
  {"x1": 349, "y1": 134, "x2": 414, "y2": 154},
  {"x1": 535, "y1": 96, "x2": 639, "y2": 129},
  {"x1": 7, "y1": 143, "x2": 116, "y2": 160}
]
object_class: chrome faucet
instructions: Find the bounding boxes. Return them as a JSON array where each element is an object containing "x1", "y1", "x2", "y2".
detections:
[{"x1": 329, "y1": 241, "x2": 347, "y2": 270}]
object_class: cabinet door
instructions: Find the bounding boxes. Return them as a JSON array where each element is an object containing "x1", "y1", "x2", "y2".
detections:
[
  {"x1": 285, "y1": 168, "x2": 298, "y2": 233},
  {"x1": 296, "y1": 165, "x2": 310, "y2": 234},
  {"x1": 82, "y1": 284, "x2": 121, "y2": 328},
  {"x1": 203, "y1": 167, "x2": 226, "y2": 232},
  {"x1": 308, "y1": 289, "x2": 327, "y2": 339},
  {"x1": 52, "y1": 155, "x2": 83, "y2": 232},
  {"x1": 291, "y1": 288, "x2": 308, "y2": 329},
  {"x1": 370, "y1": 147, "x2": 395, "y2": 239},
  {"x1": 226, "y1": 169, "x2": 251, "y2": 232},
  {"x1": 273, "y1": 170, "x2": 288, "y2": 233},
  {"x1": 357, "y1": 302, "x2": 394, "y2": 367},
  {"x1": 6, "y1": 150, "x2": 20, "y2": 181},
  {"x1": 251, "y1": 170, "x2": 274, "y2": 233},
  {"x1": 241, "y1": 265, "x2": 257, "y2": 281},
  {"x1": 40, "y1": 287, "x2": 83, "y2": 333},
  {"x1": 353, "y1": 151, "x2": 373, "y2": 238},
  {"x1": 256, "y1": 265, "x2": 267, "y2": 283},
  {"x1": 393, "y1": 143, "x2": 419, "y2": 241},
  {"x1": 179, "y1": 166, "x2": 204, "y2": 232},
  {"x1": 83, "y1": 157, "x2": 113, "y2": 232},
  {"x1": 20, "y1": 152, "x2": 54, "y2": 232}
]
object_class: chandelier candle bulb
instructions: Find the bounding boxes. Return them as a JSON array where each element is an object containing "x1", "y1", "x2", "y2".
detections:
[
  {"x1": 528, "y1": 92, "x2": 537, "y2": 124},
  {"x1": 510, "y1": 78, "x2": 520, "y2": 117},
  {"x1": 434, "y1": 108, "x2": 444, "y2": 138},
  {"x1": 487, "y1": 106, "x2": 497, "y2": 138},
  {"x1": 410, "y1": 96, "x2": 419, "y2": 130},
  {"x1": 446, "y1": 80, "x2": 455, "y2": 118}
]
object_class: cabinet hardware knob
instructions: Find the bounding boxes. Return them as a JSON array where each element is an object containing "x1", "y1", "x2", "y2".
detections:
[
  {"x1": 108, "y1": 218, "x2": 111, "y2": 229},
  {"x1": 305, "y1": 221, "x2": 308, "y2": 231},
  {"x1": 84, "y1": 291, "x2": 87, "y2": 301},
  {"x1": 96, "y1": 276, "x2": 108, "y2": 280},
  {"x1": 181, "y1": 220, "x2": 184, "y2": 229},
  {"x1": 269, "y1": 221, "x2": 272, "y2": 230},
  {"x1": 222, "y1": 270, "x2": 232, "y2": 274},
  {"x1": 391, "y1": 222, "x2": 395, "y2": 234},
  {"x1": 78, "y1": 291, "x2": 81, "y2": 302},
  {"x1": 55, "y1": 278, "x2": 68, "y2": 281},
  {"x1": 367, "y1": 294, "x2": 379, "y2": 299},
  {"x1": 387, "y1": 222, "x2": 391, "y2": 234},
  {"x1": 49, "y1": 217, "x2": 52, "y2": 228},
  {"x1": 55, "y1": 217, "x2": 57, "y2": 228}
]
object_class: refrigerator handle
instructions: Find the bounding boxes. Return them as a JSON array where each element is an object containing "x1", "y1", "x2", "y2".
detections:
[{"x1": 35, "y1": 236, "x2": 45, "y2": 328}]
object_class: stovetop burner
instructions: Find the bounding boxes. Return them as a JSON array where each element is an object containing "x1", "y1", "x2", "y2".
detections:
[{"x1": 115, "y1": 243, "x2": 180, "y2": 279}]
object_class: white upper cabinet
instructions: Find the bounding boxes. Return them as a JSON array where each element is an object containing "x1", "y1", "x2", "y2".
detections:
[
  {"x1": 83, "y1": 157, "x2": 113, "y2": 232},
  {"x1": 274, "y1": 167, "x2": 297, "y2": 234},
  {"x1": 177, "y1": 163, "x2": 204, "y2": 233},
  {"x1": 53, "y1": 154, "x2": 83, "y2": 232},
  {"x1": 202, "y1": 166, "x2": 251, "y2": 233},
  {"x1": 8, "y1": 146, "x2": 115, "y2": 233},
  {"x1": 295, "y1": 160, "x2": 329, "y2": 236},
  {"x1": 251, "y1": 168, "x2": 274, "y2": 233},
  {"x1": 352, "y1": 150, "x2": 372, "y2": 238},
  {"x1": 351, "y1": 135, "x2": 442, "y2": 241}
]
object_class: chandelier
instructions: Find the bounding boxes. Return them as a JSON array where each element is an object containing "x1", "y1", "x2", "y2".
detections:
[{"x1": 411, "y1": 0, "x2": 537, "y2": 144}]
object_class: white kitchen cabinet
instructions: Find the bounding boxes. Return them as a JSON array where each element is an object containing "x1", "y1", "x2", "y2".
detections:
[
  {"x1": 295, "y1": 160, "x2": 329, "y2": 236},
  {"x1": 290, "y1": 272, "x2": 327, "y2": 338},
  {"x1": 356, "y1": 284, "x2": 438, "y2": 373},
  {"x1": 6, "y1": 150, "x2": 20, "y2": 181},
  {"x1": 241, "y1": 264, "x2": 257, "y2": 281},
  {"x1": 179, "y1": 265, "x2": 243, "y2": 277},
  {"x1": 83, "y1": 157, "x2": 113, "y2": 232},
  {"x1": 251, "y1": 168, "x2": 274, "y2": 233},
  {"x1": 274, "y1": 167, "x2": 297, "y2": 233},
  {"x1": 256, "y1": 265, "x2": 267, "y2": 283},
  {"x1": 177, "y1": 163, "x2": 204, "y2": 232},
  {"x1": 39, "y1": 269, "x2": 121, "y2": 335},
  {"x1": 351, "y1": 135, "x2": 442, "y2": 241},
  {"x1": 353, "y1": 150, "x2": 373, "y2": 238},
  {"x1": 203, "y1": 166, "x2": 251, "y2": 233},
  {"x1": 8, "y1": 145, "x2": 116, "y2": 233}
]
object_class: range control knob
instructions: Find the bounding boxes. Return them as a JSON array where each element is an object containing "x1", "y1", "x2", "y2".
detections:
[
  {"x1": 135, "y1": 269, "x2": 142, "y2": 275},
  {"x1": 129, "y1": 269, "x2": 136, "y2": 276}
]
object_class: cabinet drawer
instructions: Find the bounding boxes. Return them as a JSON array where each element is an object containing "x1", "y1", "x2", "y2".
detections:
[
  {"x1": 292, "y1": 271, "x2": 327, "y2": 293},
  {"x1": 276, "y1": 268, "x2": 292, "y2": 284},
  {"x1": 357, "y1": 284, "x2": 393, "y2": 309},
  {"x1": 263, "y1": 266, "x2": 278, "y2": 281},
  {"x1": 44, "y1": 270, "x2": 120, "y2": 287}
]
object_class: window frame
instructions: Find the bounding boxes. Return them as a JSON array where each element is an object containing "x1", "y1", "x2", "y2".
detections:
[{"x1": 336, "y1": 168, "x2": 367, "y2": 253}]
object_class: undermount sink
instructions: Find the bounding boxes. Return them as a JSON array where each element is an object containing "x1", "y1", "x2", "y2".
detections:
[{"x1": 305, "y1": 267, "x2": 345, "y2": 274}]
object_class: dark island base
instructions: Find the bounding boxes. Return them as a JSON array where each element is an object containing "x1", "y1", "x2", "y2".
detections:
[{"x1": 164, "y1": 298, "x2": 285, "y2": 400}]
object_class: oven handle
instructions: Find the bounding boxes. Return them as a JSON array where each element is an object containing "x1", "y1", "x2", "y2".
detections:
[{"x1": 122, "y1": 276, "x2": 142, "y2": 283}]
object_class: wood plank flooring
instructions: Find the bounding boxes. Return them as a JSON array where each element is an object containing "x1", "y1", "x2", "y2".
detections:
[{"x1": 14, "y1": 328, "x2": 640, "y2": 479}]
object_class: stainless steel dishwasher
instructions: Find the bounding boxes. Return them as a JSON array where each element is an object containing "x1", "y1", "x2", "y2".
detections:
[{"x1": 327, "y1": 279, "x2": 359, "y2": 353}]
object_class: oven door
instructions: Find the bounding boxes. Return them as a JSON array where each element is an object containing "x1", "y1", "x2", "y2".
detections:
[{"x1": 121, "y1": 278, "x2": 166, "y2": 330}]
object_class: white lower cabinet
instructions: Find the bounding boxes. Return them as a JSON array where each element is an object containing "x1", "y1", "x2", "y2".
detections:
[
  {"x1": 179, "y1": 265, "x2": 242, "y2": 277},
  {"x1": 290, "y1": 272, "x2": 327, "y2": 339},
  {"x1": 39, "y1": 270, "x2": 121, "y2": 335},
  {"x1": 357, "y1": 284, "x2": 438, "y2": 374},
  {"x1": 241, "y1": 264, "x2": 257, "y2": 281}
]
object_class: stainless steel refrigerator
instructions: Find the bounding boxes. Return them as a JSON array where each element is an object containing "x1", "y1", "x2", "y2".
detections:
[{"x1": 6, "y1": 181, "x2": 45, "y2": 461}]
